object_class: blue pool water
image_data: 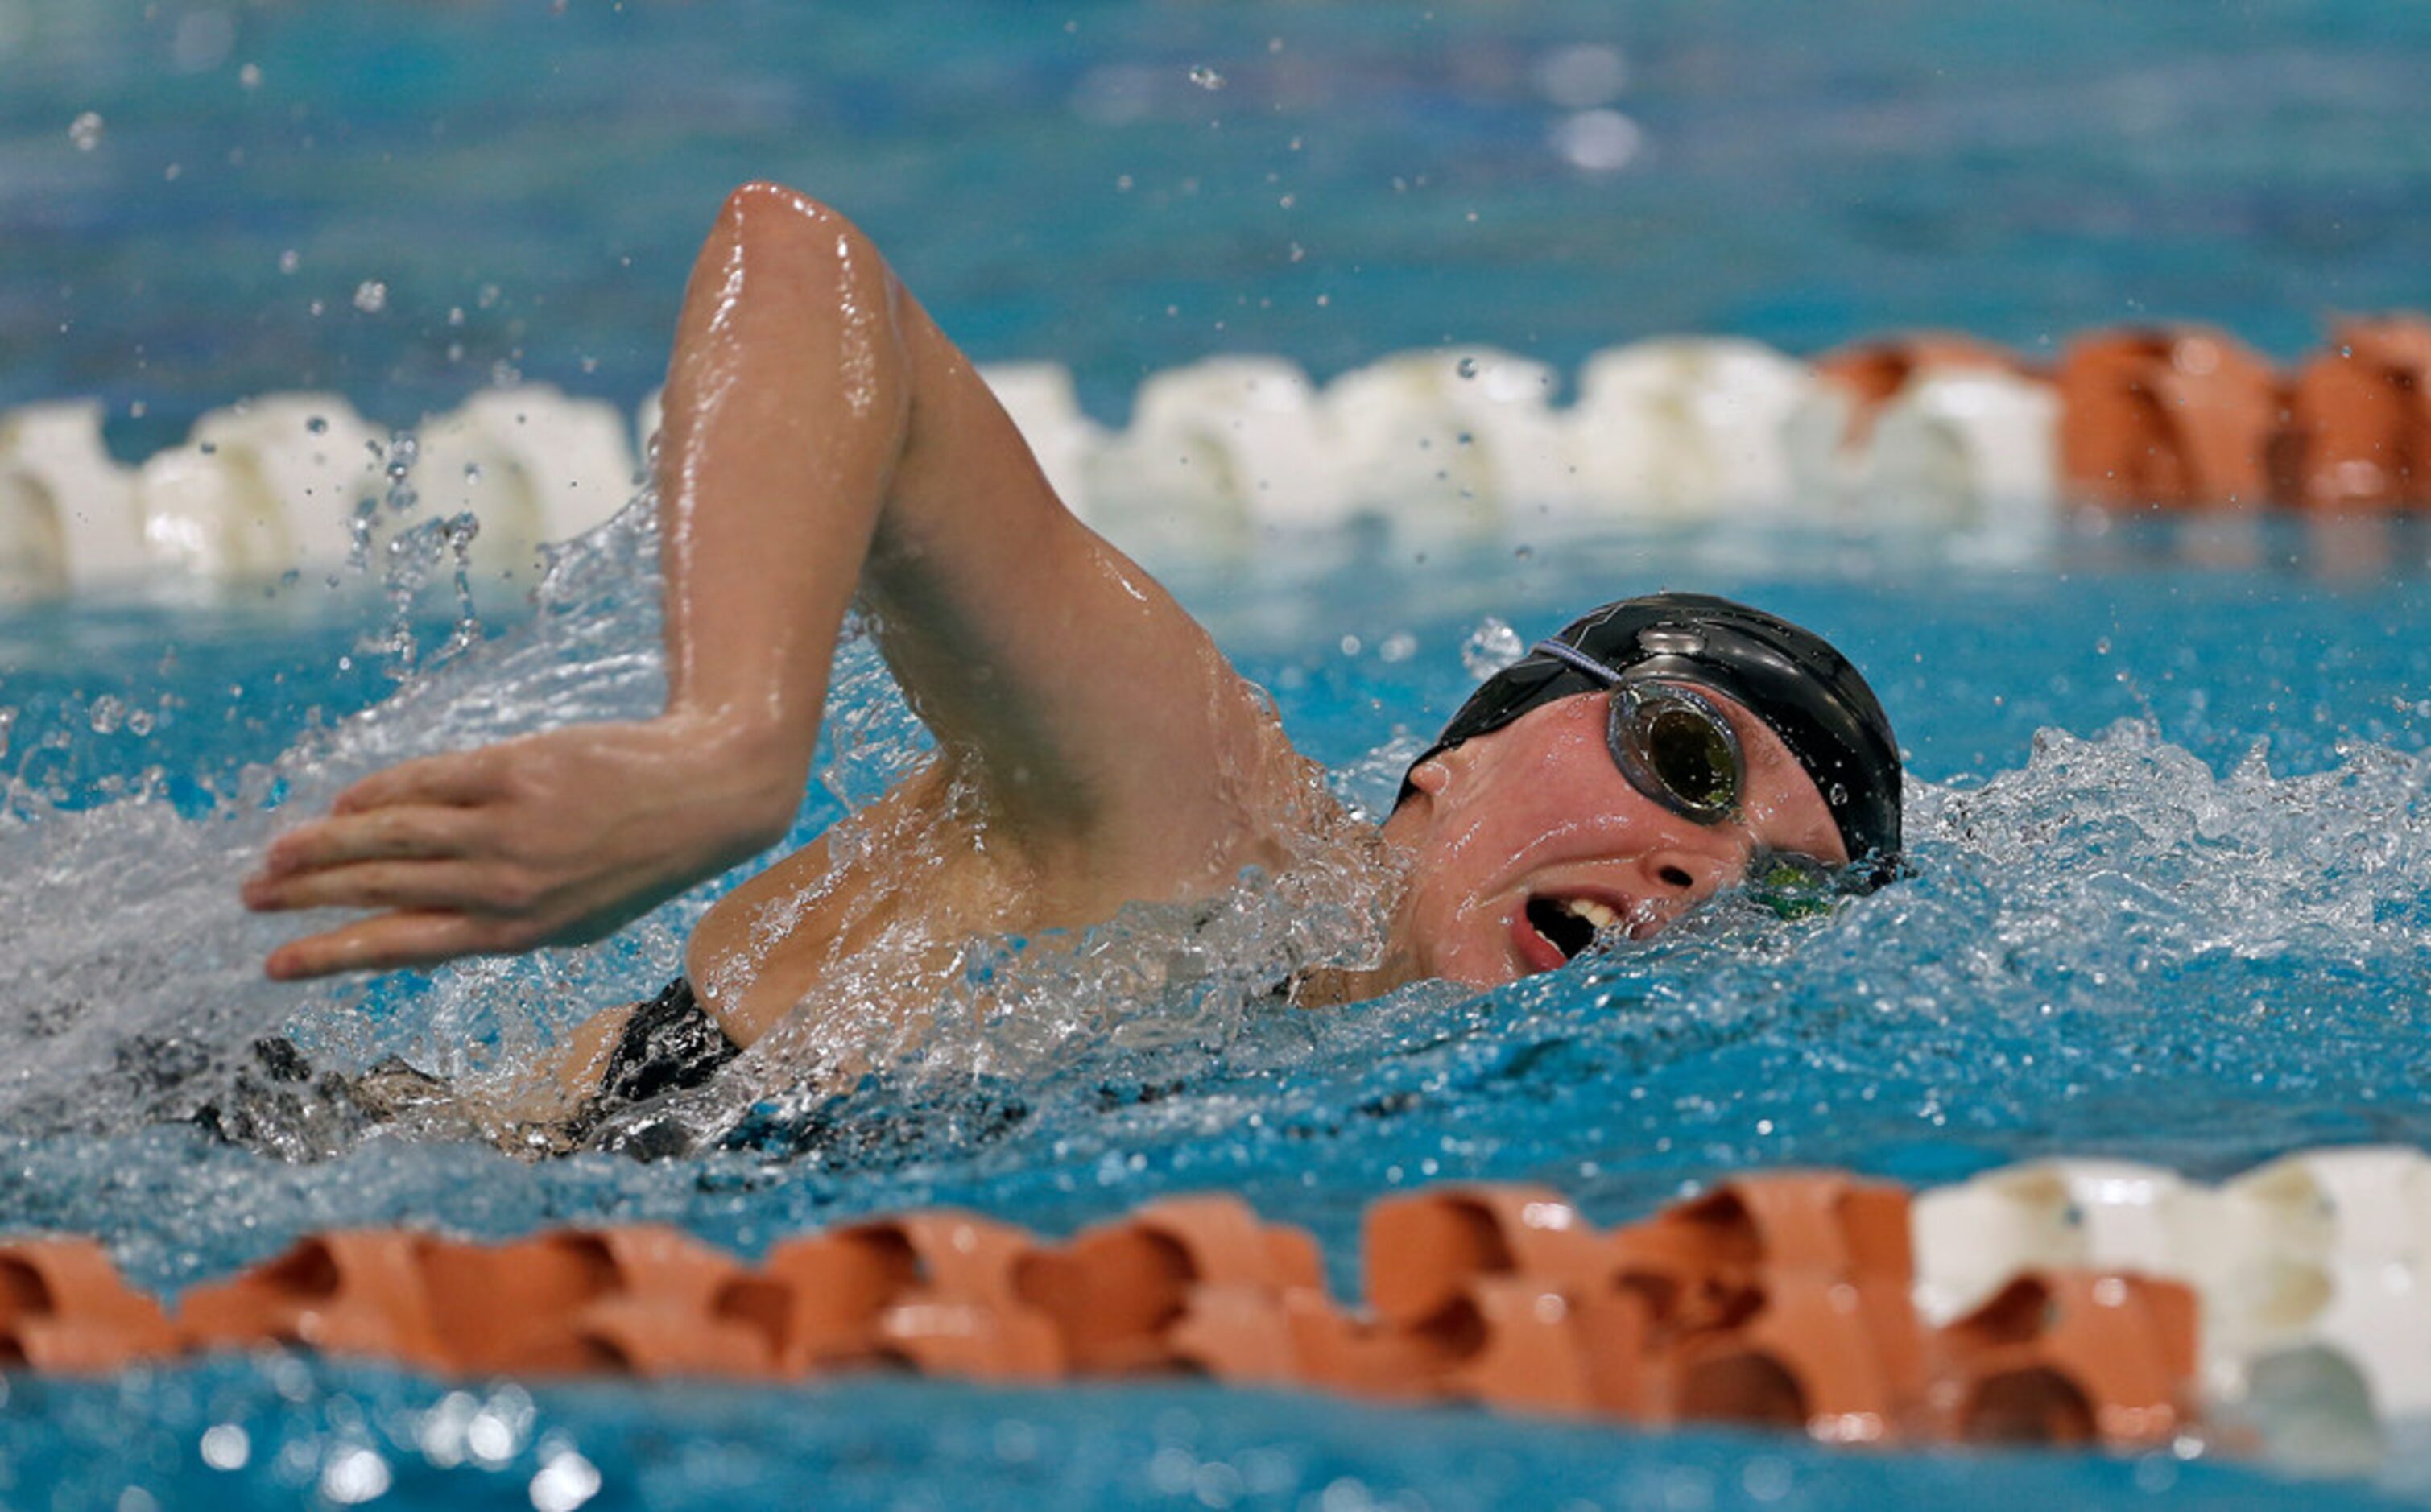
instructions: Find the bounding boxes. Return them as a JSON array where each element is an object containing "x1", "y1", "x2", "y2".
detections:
[
  {"x1": 7, "y1": 2, "x2": 2431, "y2": 1507},
  {"x1": 4, "y1": 514, "x2": 2430, "y2": 1507},
  {"x1": 9, "y1": 1, "x2": 2431, "y2": 450}
]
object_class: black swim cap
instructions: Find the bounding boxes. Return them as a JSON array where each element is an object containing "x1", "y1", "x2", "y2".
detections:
[{"x1": 1400, "y1": 593, "x2": 1903, "y2": 886}]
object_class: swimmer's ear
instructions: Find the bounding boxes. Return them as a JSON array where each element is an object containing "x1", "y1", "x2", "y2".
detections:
[{"x1": 1404, "y1": 756, "x2": 1454, "y2": 798}]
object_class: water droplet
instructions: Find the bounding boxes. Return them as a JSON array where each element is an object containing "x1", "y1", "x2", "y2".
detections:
[
  {"x1": 352, "y1": 280, "x2": 387, "y2": 314},
  {"x1": 238, "y1": 62, "x2": 263, "y2": 91},
  {"x1": 1188, "y1": 65, "x2": 1226, "y2": 90},
  {"x1": 277, "y1": 248, "x2": 299, "y2": 275},
  {"x1": 1462, "y1": 618, "x2": 1526, "y2": 679},
  {"x1": 199, "y1": 1423, "x2": 250, "y2": 1470},
  {"x1": 319, "y1": 1446, "x2": 391, "y2": 1505},
  {"x1": 68, "y1": 112, "x2": 104, "y2": 151},
  {"x1": 530, "y1": 1451, "x2": 602, "y2": 1512},
  {"x1": 1550, "y1": 109, "x2": 1644, "y2": 172},
  {"x1": 88, "y1": 696, "x2": 126, "y2": 734}
]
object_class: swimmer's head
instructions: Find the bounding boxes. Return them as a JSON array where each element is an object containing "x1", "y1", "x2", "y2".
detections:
[{"x1": 1381, "y1": 593, "x2": 1901, "y2": 985}]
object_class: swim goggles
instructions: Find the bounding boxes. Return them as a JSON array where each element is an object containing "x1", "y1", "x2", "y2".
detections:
[
  {"x1": 1529, "y1": 638, "x2": 1747, "y2": 824},
  {"x1": 1402, "y1": 593, "x2": 1903, "y2": 890},
  {"x1": 1529, "y1": 638, "x2": 1837, "y2": 917}
]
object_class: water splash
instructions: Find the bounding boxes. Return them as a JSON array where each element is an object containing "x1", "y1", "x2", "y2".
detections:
[
  {"x1": 0, "y1": 493, "x2": 668, "y2": 1135},
  {"x1": 0, "y1": 498, "x2": 2425, "y2": 1234}
]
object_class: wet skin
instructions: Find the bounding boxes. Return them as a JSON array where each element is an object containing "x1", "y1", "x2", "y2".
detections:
[
  {"x1": 668, "y1": 678, "x2": 1843, "y2": 1059},
  {"x1": 239, "y1": 180, "x2": 1860, "y2": 1111},
  {"x1": 1375, "y1": 685, "x2": 1848, "y2": 988}
]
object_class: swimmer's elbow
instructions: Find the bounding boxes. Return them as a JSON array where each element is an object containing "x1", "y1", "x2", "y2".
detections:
[
  {"x1": 718, "y1": 181, "x2": 870, "y2": 256},
  {"x1": 714, "y1": 181, "x2": 901, "y2": 320}
]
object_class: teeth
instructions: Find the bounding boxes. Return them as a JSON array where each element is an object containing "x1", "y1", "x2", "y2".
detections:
[{"x1": 1565, "y1": 899, "x2": 1621, "y2": 932}]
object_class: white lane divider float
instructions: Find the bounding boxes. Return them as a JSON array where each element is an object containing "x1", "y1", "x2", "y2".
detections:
[
  {"x1": 2208, "y1": 1147, "x2": 2431, "y2": 1467},
  {"x1": 0, "y1": 400, "x2": 146, "y2": 600},
  {"x1": 1911, "y1": 1147, "x2": 2431, "y2": 1470},
  {"x1": 1079, "y1": 356, "x2": 1318, "y2": 560},
  {"x1": 171, "y1": 394, "x2": 383, "y2": 581},
  {"x1": 1321, "y1": 347, "x2": 1565, "y2": 547},
  {"x1": 2, "y1": 338, "x2": 2085, "y2": 601},
  {"x1": 1786, "y1": 365, "x2": 2061, "y2": 559},
  {"x1": 1566, "y1": 337, "x2": 1813, "y2": 522},
  {"x1": 407, "y1": 386, "x2": 639, "y2": 582}
]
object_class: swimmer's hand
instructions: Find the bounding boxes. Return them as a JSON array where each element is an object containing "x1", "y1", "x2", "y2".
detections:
[{"x1": 241, "y1": 715, "x2": 802, "y2": 980}]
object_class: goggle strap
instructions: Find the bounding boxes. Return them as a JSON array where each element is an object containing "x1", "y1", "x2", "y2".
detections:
[{"x1": 1528, "y1": 638, "x2": 1623, "y2": 684}]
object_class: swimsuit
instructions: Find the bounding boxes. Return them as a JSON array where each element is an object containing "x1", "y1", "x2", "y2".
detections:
[
  {"x1": 196, "y1": 977, "x2": 741, "y2": 1160},
  {"x1": 597, "y1": 976, "x2": 742, "y2": 1106}
]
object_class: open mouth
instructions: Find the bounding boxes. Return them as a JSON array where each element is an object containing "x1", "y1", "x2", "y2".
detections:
[{"x1": 1524, "y1": 894, "x2": 1624, "y2": 963}]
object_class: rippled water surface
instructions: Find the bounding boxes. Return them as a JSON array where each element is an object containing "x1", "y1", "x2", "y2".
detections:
[
  {"x1": 2, "y1": 505, "x2": 2428, "y2": 1507},
  {"x1": 9, "y1": 0, "x2": 2431, "y2": 1503}
]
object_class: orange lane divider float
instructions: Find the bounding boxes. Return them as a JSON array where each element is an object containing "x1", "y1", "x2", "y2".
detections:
[
  {"x1": 1812, "y1": 313, "x2": 2431, "y2": 514},
  {"x1": 0, "y1": 1174, "x2": 2201, "y2": 1452},
  {"x1": 2279, "y1": 316, "x2": 2431, "y2": 511},
  {"x1": 2054, "y1": 327, "x2": 2282, "y2": 511}
]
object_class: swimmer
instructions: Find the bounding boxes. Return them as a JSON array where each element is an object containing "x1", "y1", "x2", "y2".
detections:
[{"x1": 238, "y1": 184, "x2": 1901, "y2": 1147}]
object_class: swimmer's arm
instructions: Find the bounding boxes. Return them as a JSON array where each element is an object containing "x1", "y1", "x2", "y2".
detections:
[
  {"x1": 248, "y1": 182, "x2": 1293, "y2": 983},
  {"x1": 242, "y1": 184, "x2": 912, "y2": 977},
  {"x1": 817, "y1": 203, "x2": 1300, "y2": 874},
  {"x1": 656, "y1": 182, "x2": 1289, "y2": 878},
  {"x1": 671, "y1": 189, "x2": 1311, "y2": 1035}
]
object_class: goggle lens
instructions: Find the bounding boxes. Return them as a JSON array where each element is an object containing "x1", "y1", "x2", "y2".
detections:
[
  {"x1": 1746, "y1": 849, "x2": 1835, "y2": 919},
  {"x1": 1608, "y1": 683, "x2": 1743, "y2": 824}
]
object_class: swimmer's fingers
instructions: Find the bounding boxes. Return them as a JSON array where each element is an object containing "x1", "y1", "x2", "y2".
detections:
[
  {"x1": 329, "y1": 749, "x2": 506, "y2": 815},
  {"x1": 242, "y1": 859, "x2": 518, "y2": 916},
  {"x1": 265, "y1": 911, "x2": 504, "y2": 981},
  {"x1": 250, "y1": 805, "x2": 487, "y2": 882}
]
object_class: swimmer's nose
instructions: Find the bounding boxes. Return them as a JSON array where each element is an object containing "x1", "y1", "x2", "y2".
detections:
[{"x1": 1635, "y1": 845, "x2": 1733, "y2": 905}]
